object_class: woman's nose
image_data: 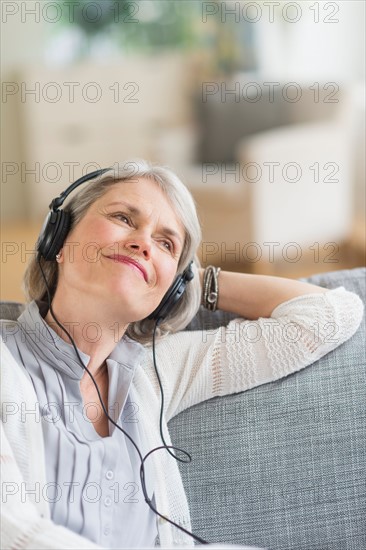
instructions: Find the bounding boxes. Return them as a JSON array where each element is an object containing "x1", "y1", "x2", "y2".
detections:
[{"x1": 125, "y1": 236, "x2": 152, "y2": 260}]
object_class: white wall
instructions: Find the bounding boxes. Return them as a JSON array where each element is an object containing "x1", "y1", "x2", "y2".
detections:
[{"x1": 254, "y1": 0, "x2": 365, "y2": 83}]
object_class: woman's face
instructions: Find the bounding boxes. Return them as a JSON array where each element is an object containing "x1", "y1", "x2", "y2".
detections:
[{"x1": 56, "y1": 177, "x2": 186, "y2": 321}]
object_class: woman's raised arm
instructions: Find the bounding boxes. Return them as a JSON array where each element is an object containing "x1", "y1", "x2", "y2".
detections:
[{"x1": 199, "y1": 268, "x2": 329, "y2": 320}]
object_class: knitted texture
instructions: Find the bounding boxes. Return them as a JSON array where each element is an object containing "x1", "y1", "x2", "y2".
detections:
[{"x1": 222, "y1": 287, "x2": 364, "y2": 393}]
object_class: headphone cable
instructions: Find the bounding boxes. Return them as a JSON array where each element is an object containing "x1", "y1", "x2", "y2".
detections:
[{"x1": 37, "y1": 255, "x2": 209, "y2": 545}]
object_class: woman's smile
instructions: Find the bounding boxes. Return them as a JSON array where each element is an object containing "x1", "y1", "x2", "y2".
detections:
[{"x1": 105, "y1": 254, "x2": 148, "y2": 282}]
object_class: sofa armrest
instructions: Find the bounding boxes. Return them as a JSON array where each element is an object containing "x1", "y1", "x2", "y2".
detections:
[{"x1": 235, "y1": 121, "x2": 355, "y2": 252}]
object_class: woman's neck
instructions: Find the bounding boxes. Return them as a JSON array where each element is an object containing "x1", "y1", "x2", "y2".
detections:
[{"x1": 43, "y1": 291, "x2": 129, "y2": 378}]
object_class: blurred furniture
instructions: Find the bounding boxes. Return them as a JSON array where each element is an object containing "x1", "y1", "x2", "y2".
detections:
[
  {"x1": 192, "y1": 84, "x2": 366, "y2": 276},
  {"x1": 192, "y1": 83, "x2": 365, "y2": 273},
  {"x1": 8, "y1": 53, "x2": 197, "y2": 221},
  {"x1": 235, "y1": 118, "x2": 355, "y2": 274},
  {"x1": 194, "y1": 78, "x2": 341, "y2": 164},
  {"x1": 169, "y1": 266, "x2": 366, "y2": 549},
  {"x1": 6, "y1": 61, "x2": 364, "y2": 275},
  {"x1": 2, "y1": 267, "x2": 365, "y2": 549}
]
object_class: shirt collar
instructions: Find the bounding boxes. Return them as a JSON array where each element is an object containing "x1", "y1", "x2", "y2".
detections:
[{"x1": 17, "y1": 300, "x2": 146, "y2": 380}]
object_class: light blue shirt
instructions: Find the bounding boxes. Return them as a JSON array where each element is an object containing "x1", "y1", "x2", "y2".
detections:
[{"x1": 3, "y1": 301, "x2": 159, "y2": 548}]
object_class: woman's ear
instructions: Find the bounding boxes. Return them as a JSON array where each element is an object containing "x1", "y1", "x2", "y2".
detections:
[{"x1": 55, "y1": 249, "x2": 64, "y2": 263}]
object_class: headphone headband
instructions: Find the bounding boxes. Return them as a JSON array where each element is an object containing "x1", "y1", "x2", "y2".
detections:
[{"x1": 50, "y1": 168, "x2": 111, "y2": 210}]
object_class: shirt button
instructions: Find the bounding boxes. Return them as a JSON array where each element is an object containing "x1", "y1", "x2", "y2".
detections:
[
  {"x1": 105, "y1": 470, "x2": 114, "y2": 480},
  {"x1": 104, "y1": 497, "x2": 112, "y2": 507},
  {"x1": 104, "y1": 526, "x2": 110, "y2": 536}
]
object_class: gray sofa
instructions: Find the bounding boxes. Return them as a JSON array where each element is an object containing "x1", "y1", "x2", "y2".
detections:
[
  {"x1": 170, "y1": 267, "x2": 366, "y2": 549},
  {"x1": 1, "y1": 267, "x2": 365, "y2": 550}
]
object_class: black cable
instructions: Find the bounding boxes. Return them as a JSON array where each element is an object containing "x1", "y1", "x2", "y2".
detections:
[
  {"x1": 37, "y1": 255, "x2": 209, "y2": 545},
  {"x1": 152, "y1": 319, "x2": 192, "y2": 463}
]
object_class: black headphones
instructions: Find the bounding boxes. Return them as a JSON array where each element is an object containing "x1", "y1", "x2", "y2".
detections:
[{"x1": 36, "y1": 168, "x2": 195, "y2": 322}]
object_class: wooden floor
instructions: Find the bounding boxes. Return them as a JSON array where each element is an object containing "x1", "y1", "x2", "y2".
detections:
[{"x1": 1, "y1": 221, "x2": 365, "y2": 303}]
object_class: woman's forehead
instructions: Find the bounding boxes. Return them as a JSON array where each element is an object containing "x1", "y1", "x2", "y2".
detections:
[
  {"x1": 99, "y1": 179, "x2": 174, "y2": 213},
  {"x1": 95, "y1": 179, "x2": 186, "y2": 239}
]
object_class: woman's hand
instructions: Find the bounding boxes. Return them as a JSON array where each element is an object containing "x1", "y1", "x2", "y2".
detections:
[{"x1": 199, "y1": 267, "x2": 328, "y2": 320}]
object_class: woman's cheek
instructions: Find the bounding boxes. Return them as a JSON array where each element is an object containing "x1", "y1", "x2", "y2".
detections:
[{"x1": 164, "y1": 263, "x2": 179, "y2": 290}]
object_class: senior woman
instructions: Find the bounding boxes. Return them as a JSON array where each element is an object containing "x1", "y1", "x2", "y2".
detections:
[{"x1": 0, "y1": 159, "x2": 364, "y2": 550}]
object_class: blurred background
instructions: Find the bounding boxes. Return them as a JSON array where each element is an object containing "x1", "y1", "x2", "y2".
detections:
[{"x1": 1, "y1": 0, "x2": 365, "y2": 301}]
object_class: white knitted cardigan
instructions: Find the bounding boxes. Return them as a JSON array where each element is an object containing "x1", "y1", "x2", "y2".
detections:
[{"x1": 1, "y1": 287, "x2": 364, "y2": 549}]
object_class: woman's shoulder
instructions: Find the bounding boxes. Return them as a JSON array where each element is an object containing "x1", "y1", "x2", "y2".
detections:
[
  {"x1": 0, "y1": 300, "x2": 33, "y2": 344},
  {"x1": 0, "y1": 318, "x2": 27, "y2": 365},
  {"x1": 0, "y1": 336, "x2": 35, "y2": 404},
  {"x1": 0, "y1": 300, "x2": 43, "y2": 369}
]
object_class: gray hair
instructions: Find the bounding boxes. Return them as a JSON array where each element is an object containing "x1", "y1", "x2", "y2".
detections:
[{"x1": 23, "y1": 159, "x2": 202, "y2": 344}]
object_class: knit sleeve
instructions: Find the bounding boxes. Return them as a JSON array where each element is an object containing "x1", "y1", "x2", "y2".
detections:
[
  {"x1": 153, "y1": 287, "x2": 364, "y2": 421},
  {"x1": 0, "y1": 421, "x2": 104, "y2": 550}
]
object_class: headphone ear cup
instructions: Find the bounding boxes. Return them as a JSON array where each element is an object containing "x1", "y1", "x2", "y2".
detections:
[
  {"x1": 148, "y1": 262, "x2": 194, "y2": 322},
  {"x1": 36, "y1": 168, "x2": 110, "y2": 262},
  {"x1": 148, "y1": 276, "x2": 184, "y2": 321},
  {"x1": 37, "y1": 210, "x2": 71, "y2": 261}
]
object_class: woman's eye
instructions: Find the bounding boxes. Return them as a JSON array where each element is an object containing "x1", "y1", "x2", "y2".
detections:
[
  {"x1": 162, "y1": 240, "x2": 173, "y2": 251},
  {"x1": 113, "y1": 213, "x2": 130, "y2": 224}
]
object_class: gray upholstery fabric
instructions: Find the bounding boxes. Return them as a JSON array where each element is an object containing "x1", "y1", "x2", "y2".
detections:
[
  {"x1": 1, "y1": 267, "x2": 365, "y2": 549},
  {"x1": 0, "y1": 301, "x2": 25, "y2": 321},
  {"x1": 169, "y1": 267, "x2": 366, "y2": 549}
]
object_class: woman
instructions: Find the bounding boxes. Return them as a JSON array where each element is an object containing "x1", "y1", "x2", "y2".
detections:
[{"x1": 0, "y1": 159, "x2": 364, "y2": 550}]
